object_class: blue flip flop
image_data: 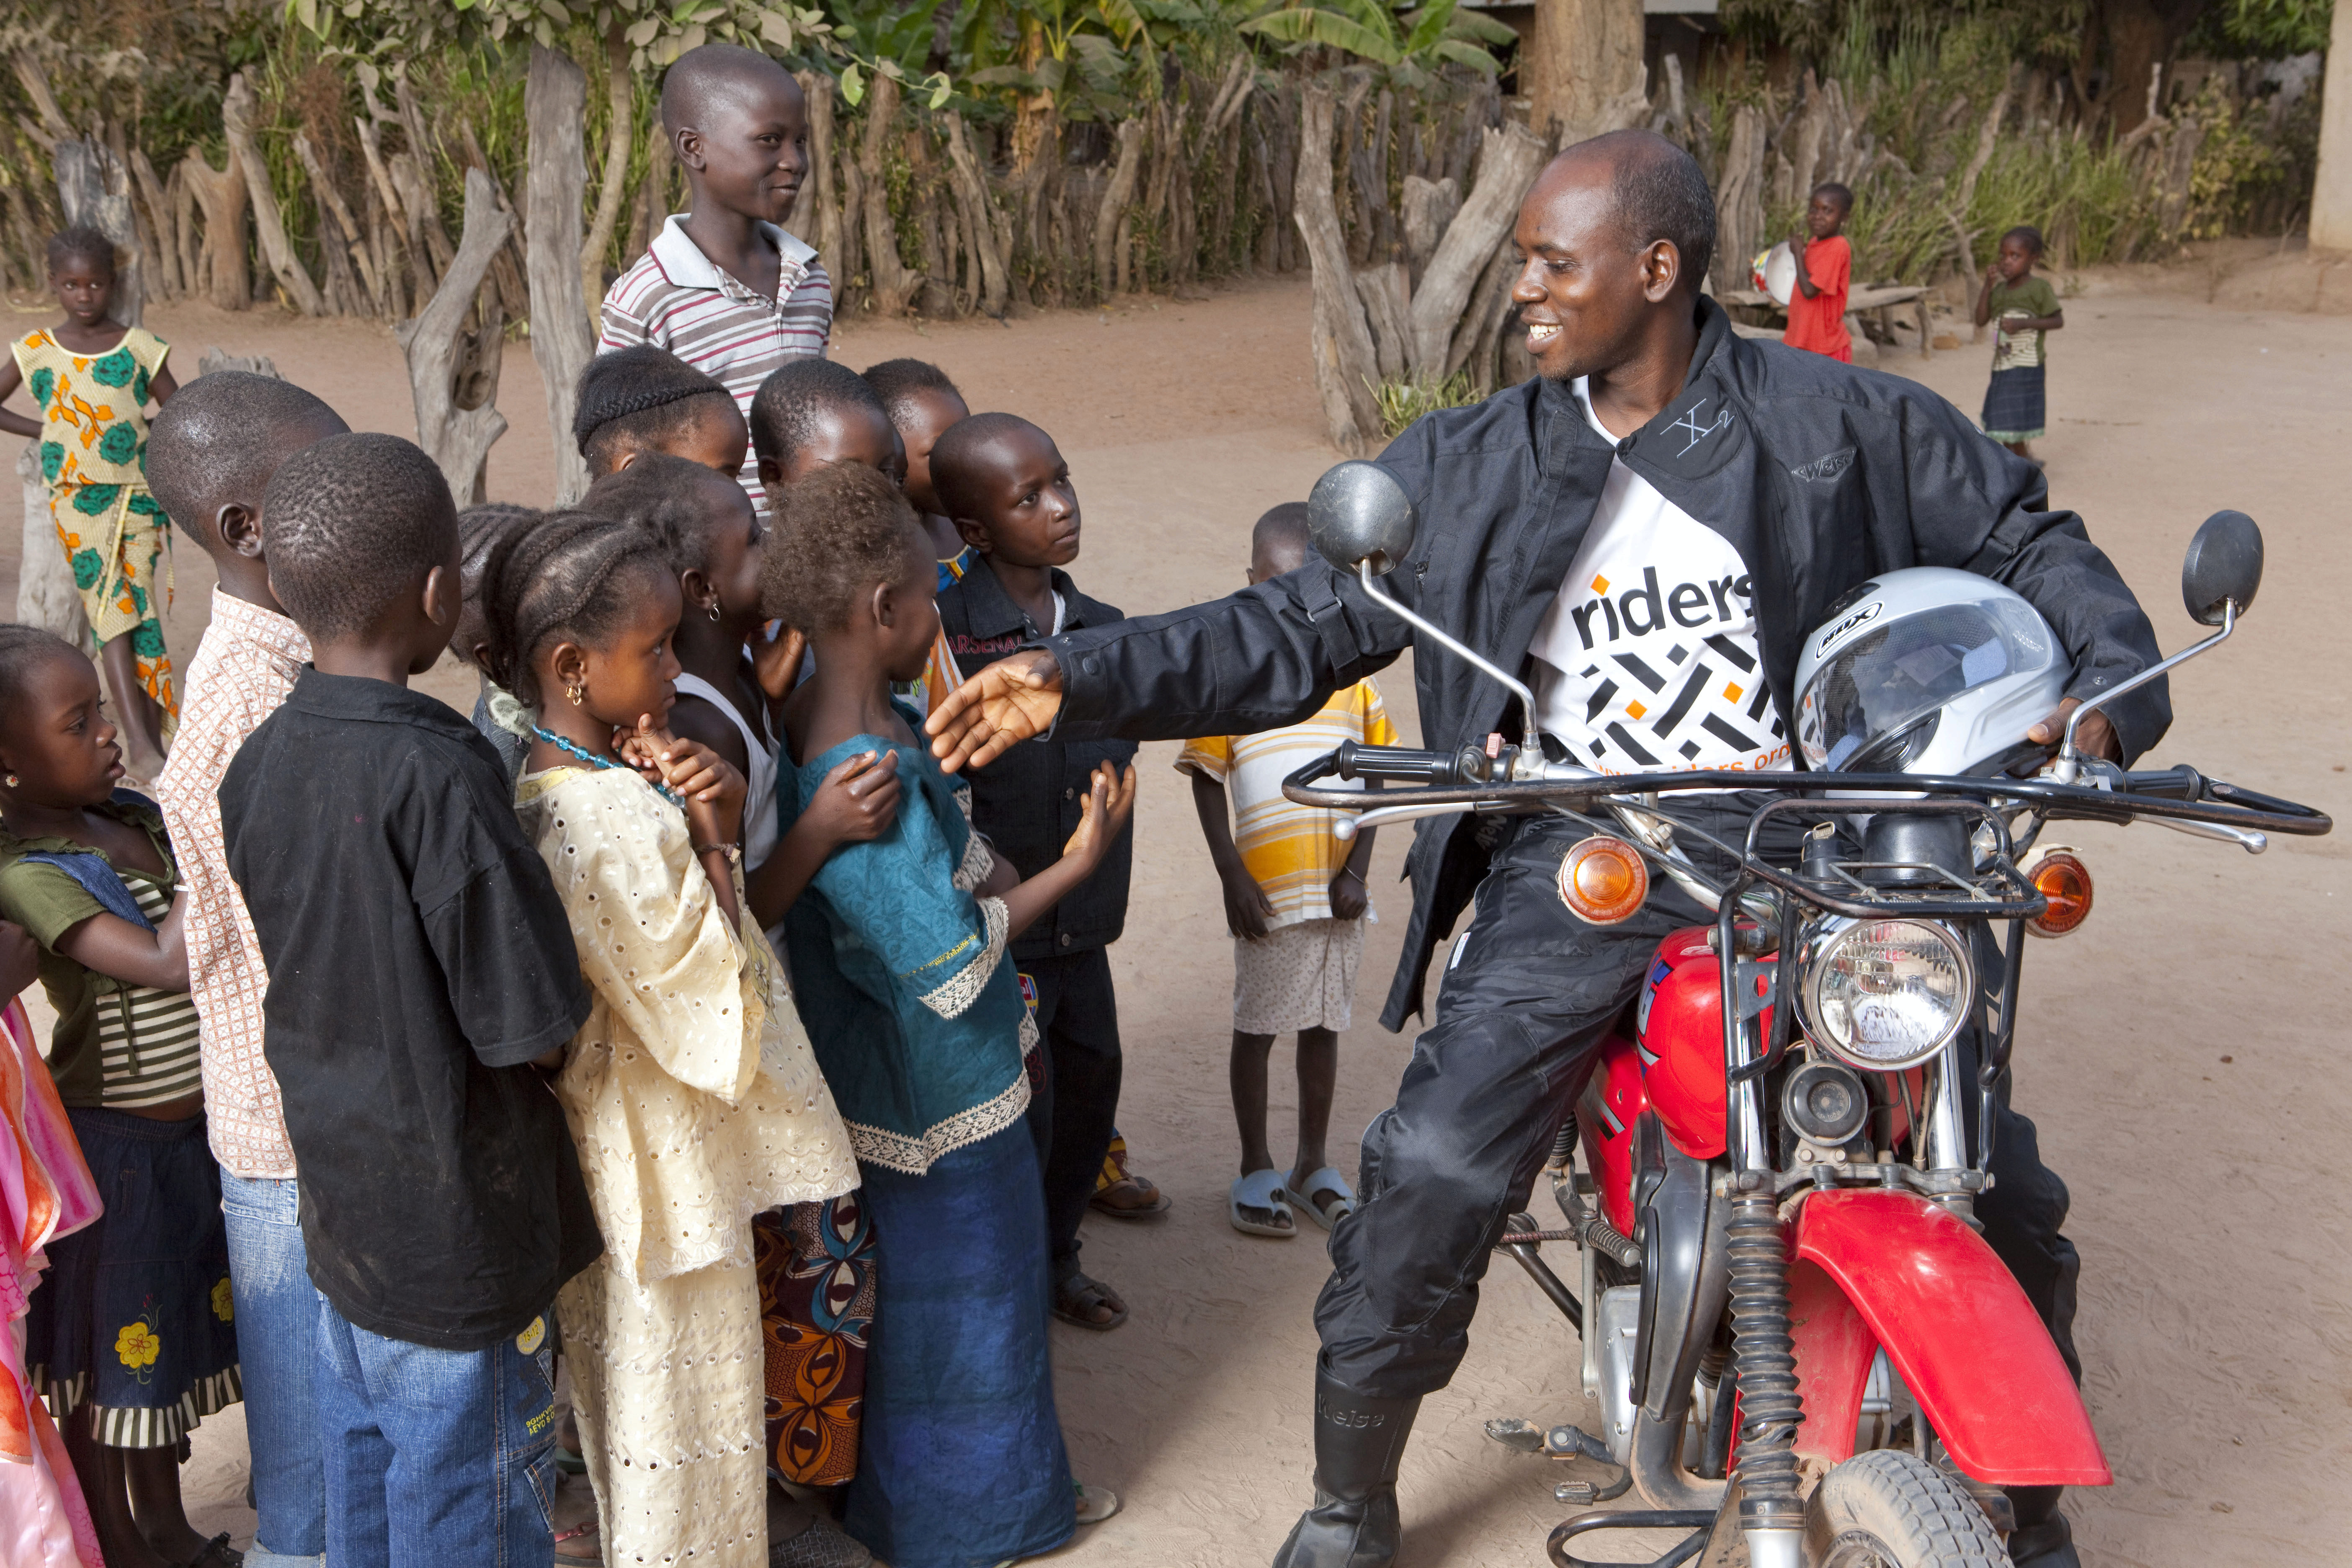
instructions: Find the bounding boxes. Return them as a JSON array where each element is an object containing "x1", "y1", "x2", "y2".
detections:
[
  {"x1": 1229, "y1": 1168, "x2": 1295, "y2": 1237},
  {"x1": 1292, "y1": 1166, "x2": 1358, "y2": 1231}
]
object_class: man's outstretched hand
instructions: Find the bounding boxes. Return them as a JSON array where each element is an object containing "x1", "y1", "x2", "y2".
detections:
[{"x1": 926, "y1": 650, "x2": 1064, "y2": 773}]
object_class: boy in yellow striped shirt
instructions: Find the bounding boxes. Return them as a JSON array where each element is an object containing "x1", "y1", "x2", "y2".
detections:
[{"x1": 1177, "y1": 505, "x2": 1395, "y2": 1238}]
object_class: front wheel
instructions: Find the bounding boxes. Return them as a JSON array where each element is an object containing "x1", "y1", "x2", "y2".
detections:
[{"x1": 1806, "y1": 1451, "x2": 2010, "y2": 1568}]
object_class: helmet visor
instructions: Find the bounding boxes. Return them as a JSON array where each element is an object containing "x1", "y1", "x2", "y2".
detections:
[{"x1": 1798, "y1": 601, "x2": 2053, "y2": 771}]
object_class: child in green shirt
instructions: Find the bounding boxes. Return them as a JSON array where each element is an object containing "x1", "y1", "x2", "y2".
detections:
[{"x1": 1974, "y1": 225, "x2": 2065, "y2": 462}]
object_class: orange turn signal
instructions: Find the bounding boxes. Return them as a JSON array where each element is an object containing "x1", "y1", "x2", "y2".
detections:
[
  {"x1": 2024, "y1": 851, "x2": 2093, "y2": 937},
  {"x1": 1559, "y1": 836, "x2": 1650, "y2": 925}
]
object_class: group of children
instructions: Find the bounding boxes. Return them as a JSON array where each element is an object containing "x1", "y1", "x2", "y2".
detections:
[{"x1": 1782, "y1": 182, "x2": 2063, "y2": 459}]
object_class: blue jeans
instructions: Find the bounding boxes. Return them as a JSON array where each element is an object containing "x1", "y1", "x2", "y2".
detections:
[
  {"x1": 219, "y1": 1172, "x2": 325, "y2": 1567},
  {"x1": 314, "y1": 1294, "x2": 560, "y2": 1568}
]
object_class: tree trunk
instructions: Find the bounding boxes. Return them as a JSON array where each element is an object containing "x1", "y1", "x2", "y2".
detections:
[
  {"x1": 943, "y1": 112, "x2": 1011, "y2": 316},
  {"x1": 1525, "y1": 0, "x2": 1651, "y2": 146},
  {"x1": 2312, "y1": 0, "x2": 2352, "y2": 249},
  {"x1": 1448, "y1": 232, "x2": 1524, "y2": 388},
  {"x1": 627, "y1": 119, "x2": 674, "y2": 266},
  {"x1": 581, "y1": 26, "x2": 634, "y2": 334},
  {"x1": 524, "y1": 44, "x2": 596, "y2": 504},
  {"x1": 129, "y1": 147, "x2": 181, "y2": 300},
  {"x1": 356, "y1": 115, "x2": 429, "y2": 306},
  {"x1": 793, "y1": 73, "x2": 841, "y2": 276},
  {"x1": 1711, "y1": 104, "x2": 1767, "y2": 297},
  {"x1": 1406, "y1": 120, "x2": 1547, "y2": 379},
  {"x1": 395, "y1": 168, "x2": 512, "y2": 505},
  {"x1": 857, "y1": 73, "x2": 922, "y2": 317},
  {"x1": 53, "y1": 139, "x2": 144, "y2": 327},
  {"x1": 179, "y1": 144, "x2": 250, "y2": 311},
  {"x1": 169, "y1": 164, "x2": 200, "y2": 304},
  {"x1": 2102, "y1": 0, "x2": 2207, "y2": 134},
  {"x1": 1010, "y1": 15, "x2": 1056, "y2": 178},
  {"x1": 1294, "y1": 83, "x2": 1383, "y2": 455},
  {"x1": 295, "y1": 132, "x2": 380, "y2": 313},
  {"x1": 223, "y1": 74, "x2": 325, "y2": 316},
  {"x1": 1094, "y1": 120, "x2": 1147, "y2": 300},
  {"x1": 17, "y1": 443, "x2": 89, "y2": 650}
]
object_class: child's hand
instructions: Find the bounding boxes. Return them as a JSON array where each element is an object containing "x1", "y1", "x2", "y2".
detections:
[
  {"x1": 751, "y1": 622, "x2": 809, "y2": 702},
  {"x1": 1221, "y1": 866, "x2": 1276, "y2": 941},
  {"x1": 1330, "y1": 864, "x2": 1369, "y2": 922},
  {"x1": 636, "y1": 714, "x2": 747, "y2": 850},
  {"x1": 1059, "y1": 761, "x2": 1138, "y2": 875},
  {"x1": 802, "y1": 749, "x2": 902, "y2": 846}
]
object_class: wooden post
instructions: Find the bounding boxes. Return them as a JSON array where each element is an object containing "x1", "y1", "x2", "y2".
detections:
[
  {"x1": 943, "y1": 113, "x2": 1011, "y2": 317},
  {"x1": 178, "y1": 144, "x2": 250, "y2": 310},
  {"x1": 396, "y1": 168, "x2": 513, "y2": 506},
  {"x1": 525, "y1": 44, "x2": 596, "y2": 505},
  {"x1": 1294, "y1": 82, "x2": 1383, "y2": 455},
  {"x1": 1093, "y1": 121, "x2": 1147, "y2": 301},
  {"x1": 580, "y1": 27, "x2": 634, "y2": 334},
  {"x1": 1405, "y1": 121, "x2": 1548, "y2": 378},
  {"x1": 223, "y1": 74, "x2": 326, "y2": 316},
  {"x1": 2311, "y1": 0, "x2": 2352, "y2": 249},
  {"x1": 856, "y1": 73, "x2": 922, "y2": 317}
]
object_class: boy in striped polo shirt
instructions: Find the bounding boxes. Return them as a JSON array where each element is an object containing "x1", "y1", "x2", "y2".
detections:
[
  {"x1": 599, "y1": 44, "x2": 830, "y2": 516},
  {"x1": 1176, "y1": 504, "x2": 1395, "y2": 1241}
]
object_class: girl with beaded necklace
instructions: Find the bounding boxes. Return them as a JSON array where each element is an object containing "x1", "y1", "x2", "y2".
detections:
[{"x1": 478, "y1": 511, "x2": 863, "y2": 1567}]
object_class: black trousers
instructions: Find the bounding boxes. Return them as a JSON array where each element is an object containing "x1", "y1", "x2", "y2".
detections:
[
  {"x1": 1020, "y1": 946, "x2": 1124, "y2": 1276},
  {"x1": 1314, "y1": 809, "x2": 2081, "y2": 1399}
]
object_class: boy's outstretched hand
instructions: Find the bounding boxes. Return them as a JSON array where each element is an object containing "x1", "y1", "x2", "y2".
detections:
[
  {"x1": 1059, "y1": 761, "x2": 1138, "y2": 874},
  {"x1": 927, "y1": 651, "x2": 1063, "y2": 773}
]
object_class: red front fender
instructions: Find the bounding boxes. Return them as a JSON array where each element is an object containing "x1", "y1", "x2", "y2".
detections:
[{"x1": 1789, "y1": 1188, "x2": 2111, "y2": 1488}]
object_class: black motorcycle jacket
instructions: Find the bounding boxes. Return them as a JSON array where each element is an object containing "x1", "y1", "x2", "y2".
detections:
[{"x1": 1038, "y1": 297, "x2": 2171, "y2": 1030}]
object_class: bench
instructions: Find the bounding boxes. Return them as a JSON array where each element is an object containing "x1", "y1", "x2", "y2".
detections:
[{"x1": 1716, "y1": 284, "x2": 1934, "y2": 358}]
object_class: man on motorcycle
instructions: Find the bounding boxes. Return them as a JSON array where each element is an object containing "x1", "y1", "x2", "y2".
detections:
[{"x1": 928, "y1": 131, "x2": 2167, "y2": 1568}]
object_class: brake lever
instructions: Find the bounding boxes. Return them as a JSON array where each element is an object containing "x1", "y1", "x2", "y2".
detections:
[
  {"x1": 2143, "y1": 814, "x2": 2267, "y2": 854},
  {"x1": 1333, "y1": 799, "x2": 1491, "y2": 841}
]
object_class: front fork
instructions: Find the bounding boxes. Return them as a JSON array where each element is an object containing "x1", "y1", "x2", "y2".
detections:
[{"x1": 1717, "y1": 891, "x2": 1803, "y2": 1568}]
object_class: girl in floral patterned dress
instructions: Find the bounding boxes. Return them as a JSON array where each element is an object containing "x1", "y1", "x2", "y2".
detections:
[
  {"x1": 0, "y1": 626, "x2": 239, "y2": 1568},
  {"x1": 0, "y1": 225, "x2": 181, "y2": 779}
]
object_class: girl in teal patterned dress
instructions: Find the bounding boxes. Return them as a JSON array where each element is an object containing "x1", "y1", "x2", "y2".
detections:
[{"x1": 0, "y1": 225, "x2": 180, "y2": 779}]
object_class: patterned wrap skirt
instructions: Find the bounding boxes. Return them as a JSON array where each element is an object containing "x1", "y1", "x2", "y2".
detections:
[
  {"x1": 1981, "y1": 365, "x2": 2047, "y2": 443},
  {"x1": 756, "y1": 1192, "x2": 876, "y2": 1488},
  {"x1": 25, "y1": 1109, "x2": 239, "y2": 1447},
  {"x1": 1235, "y1": 916, "x2": 1366, "y2": 1035},
  {"x1": 47, "y1": 479, "x2": 175, "y2": 718}
]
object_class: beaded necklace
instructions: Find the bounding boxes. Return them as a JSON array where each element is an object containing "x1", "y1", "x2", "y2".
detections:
[{"x1": 531, "y1": 725, "x2": 684, "y2": 807}]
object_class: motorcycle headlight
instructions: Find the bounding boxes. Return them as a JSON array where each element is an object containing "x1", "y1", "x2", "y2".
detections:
[{"x1": 1802, "y1": 918, "x2": 1974, "y2": 1070}]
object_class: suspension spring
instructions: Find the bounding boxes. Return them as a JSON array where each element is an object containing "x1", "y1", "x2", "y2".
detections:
[{"x1": 1726, "y1": 1187, "x2": 1804, "y2": 1531}]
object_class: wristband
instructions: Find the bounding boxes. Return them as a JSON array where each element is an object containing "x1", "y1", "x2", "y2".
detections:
[{"x1": 692, "y1": 842, "x2": 743, "y2": 865}]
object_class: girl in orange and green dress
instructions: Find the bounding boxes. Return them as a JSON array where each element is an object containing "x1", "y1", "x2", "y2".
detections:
[{"x1": 0, "y1": 224, "x2": 180, "y2": 779}]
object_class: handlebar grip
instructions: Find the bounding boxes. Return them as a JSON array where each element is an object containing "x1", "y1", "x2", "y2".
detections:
[{"x1": 1336, "y1": 742, "x2": 1487, "y2": 786}]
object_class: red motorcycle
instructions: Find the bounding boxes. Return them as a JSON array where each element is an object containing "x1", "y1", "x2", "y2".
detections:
[{"x1": 1286, "y1": 473, "x2": 2330, "y2": 1568}]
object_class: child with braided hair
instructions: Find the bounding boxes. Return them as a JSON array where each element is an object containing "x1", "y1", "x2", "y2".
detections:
[
  {"x1": 482, "y1": 510, "x2": 862, "y2": 1568},
  {"x1": 573, "y1": 345, "x2": 750, "y2": 483}
]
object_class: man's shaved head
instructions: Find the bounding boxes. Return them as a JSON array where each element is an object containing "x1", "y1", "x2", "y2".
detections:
[
  {"x1": 1551, "y1": 129, "x2": 1718, "y2": 295},
  {"x1": 660, "y1": 43, "x2": 799, "y2": 133}
]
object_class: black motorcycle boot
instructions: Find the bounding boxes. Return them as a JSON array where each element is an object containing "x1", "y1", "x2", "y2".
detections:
[
  {"x1": 2004, "y1": 1486, "x2": 2081, "y2": 1568},
  {"x1": 1268, "y1": 1370, "x2": 1423, "y2": 1568}
]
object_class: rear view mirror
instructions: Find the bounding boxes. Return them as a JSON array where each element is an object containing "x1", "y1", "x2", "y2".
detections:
[
  {"x1": 2182, "y1": 510, "x2": 2262, "y2": 626},
  {"x1": 1309, "y1": 461, "x2": 1418, "y2": 577}
]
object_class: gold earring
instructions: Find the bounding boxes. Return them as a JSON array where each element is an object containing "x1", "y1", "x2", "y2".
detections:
[{"x1": 567, "y1": 682, "x2": 585, "y2": 707}]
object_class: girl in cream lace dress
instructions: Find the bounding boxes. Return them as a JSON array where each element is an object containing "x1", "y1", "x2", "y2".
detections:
[{"x1": 487, "y1": 512, "x2": 860, "y2": 1566}]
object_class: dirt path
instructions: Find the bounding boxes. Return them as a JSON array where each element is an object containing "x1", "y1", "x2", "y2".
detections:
[{"x1": 6, "y1": 271, "x2": 2345, "y2": 1567}]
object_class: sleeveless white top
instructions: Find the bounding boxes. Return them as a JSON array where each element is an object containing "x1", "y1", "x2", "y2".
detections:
[{"x1": 672, "y1": 668, "x2": 780, "y2": 867}]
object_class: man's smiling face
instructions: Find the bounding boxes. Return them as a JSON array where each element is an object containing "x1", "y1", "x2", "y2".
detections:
[{"x1": 1509, "y1": 154, "x2": 1674, "y2": 385}]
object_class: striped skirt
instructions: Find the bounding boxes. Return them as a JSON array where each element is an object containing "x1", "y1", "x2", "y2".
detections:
[{"x1": 25, "y1": 1109, "x2": 240, "y2": 1447}]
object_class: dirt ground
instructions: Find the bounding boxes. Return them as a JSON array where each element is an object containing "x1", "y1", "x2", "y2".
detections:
[{"x1": 5, "y1": 267, "x2": 2347, "y2": 1568}]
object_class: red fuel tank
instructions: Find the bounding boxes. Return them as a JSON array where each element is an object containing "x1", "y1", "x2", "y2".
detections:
[{"x1": 1635, "y1": 926, "x2": 1772, "y2": 1161}]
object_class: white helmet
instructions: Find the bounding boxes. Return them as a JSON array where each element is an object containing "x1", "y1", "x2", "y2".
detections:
[{"x1": 1795, "y1": 567, "x2": 2068, "y2": 776}]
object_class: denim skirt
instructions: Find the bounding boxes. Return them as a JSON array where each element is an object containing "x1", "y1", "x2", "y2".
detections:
[{"x1": 24, "y1": 1108, "x2": 241, "y2": 1446}]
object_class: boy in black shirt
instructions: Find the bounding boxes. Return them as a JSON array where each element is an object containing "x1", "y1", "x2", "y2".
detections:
[
  {"x1": 220, "y1": 433, "x2": 596, "y2": 1568},
  {"x1": 932, "y1": 413, "x2": 1140, "y2": 1330}
]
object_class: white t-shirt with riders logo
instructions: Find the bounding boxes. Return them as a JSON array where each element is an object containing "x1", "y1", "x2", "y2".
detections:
[{"x1": 1528, "y1": 381, "x2": 1792, "y2": 775}]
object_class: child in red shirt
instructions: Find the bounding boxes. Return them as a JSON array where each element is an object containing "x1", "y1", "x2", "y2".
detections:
[{"x1": 1782, "y1": 182, "x2": 1854, "y2": 361}]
